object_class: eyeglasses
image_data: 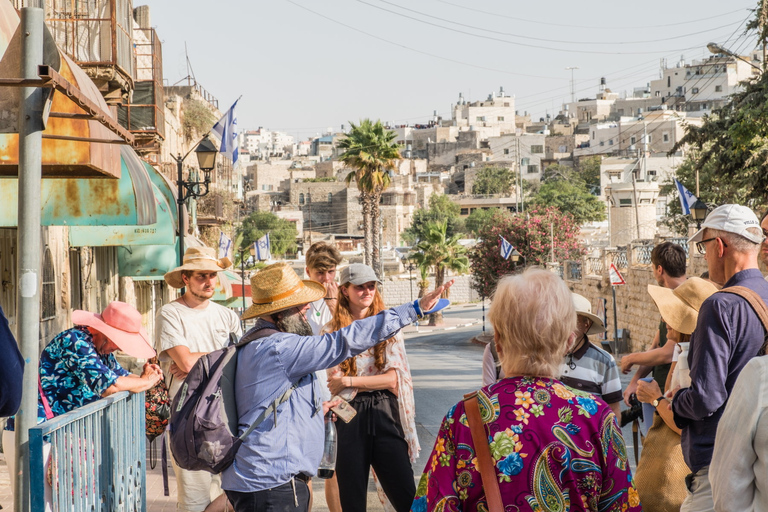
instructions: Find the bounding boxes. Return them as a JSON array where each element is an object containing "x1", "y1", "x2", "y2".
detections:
[{"x1": 696, "y1": 237, "x2": 727, "y2": 255}]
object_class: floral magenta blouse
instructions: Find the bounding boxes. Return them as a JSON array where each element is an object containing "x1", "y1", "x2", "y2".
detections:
[{"x1": 412, "y1": 376, "x2": 641, "y2": 512}]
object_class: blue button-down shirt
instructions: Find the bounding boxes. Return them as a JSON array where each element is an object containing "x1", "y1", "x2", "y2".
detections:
[
  {"x1": 221, "y1": 303, "x2": 418, "y2": 492},
  {"x1": 672, "y1": 269, "x2": 768, "y2": 472}
]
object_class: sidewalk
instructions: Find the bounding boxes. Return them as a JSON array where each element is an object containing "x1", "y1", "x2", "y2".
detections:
[{"x1": 400, "y1": 309, "x2": 481, "y2": 334}]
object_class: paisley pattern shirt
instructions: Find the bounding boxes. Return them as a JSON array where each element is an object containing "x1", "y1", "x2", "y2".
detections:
[{"x1": 412, "y1": 376, "x2": 641, "y2": 512}]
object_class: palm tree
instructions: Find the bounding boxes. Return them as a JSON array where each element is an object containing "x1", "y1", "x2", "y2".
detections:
[
  {"x1": 338, "y1": 119, "x2": 401, "y2": 275},
  {"x1": 413, "y1": 220, "x2": 469, "y2": 325}
]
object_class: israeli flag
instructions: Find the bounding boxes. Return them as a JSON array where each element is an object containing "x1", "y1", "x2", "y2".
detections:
[
  {"x1": 500, "y1": 236, "x2": 514, "y2": 260},
  {"x1": 211, "y1": 99, "x2": 240, "y2": 165},
  {"x1": 217, "y1": 231, "x2": 232, "y2": 260},
  {"x1": 675, "y1": 179, "x2": 698, "y2": 215},
  {"x1": 254, "y1": 233, "x2": 271, "y2": 261}
]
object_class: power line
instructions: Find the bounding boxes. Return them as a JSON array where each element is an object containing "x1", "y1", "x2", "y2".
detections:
[
  {"x1": 433, "y1": 1, "x2": 748, "y2": 31},
  {"x1": 374, "y1": 0, "x2": 743, "y2": 46},
  {"x1": 354, "y1": 0, "x2": 738, "y2": 55}
]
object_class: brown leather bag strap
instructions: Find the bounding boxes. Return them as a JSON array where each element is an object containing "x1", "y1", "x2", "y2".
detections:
[
  {"x1": 463, "y1": 392, "x2": 503, "y2": 512},
  {"x1": 718, "y1": 286, "x2": 768, "y2": 354}
]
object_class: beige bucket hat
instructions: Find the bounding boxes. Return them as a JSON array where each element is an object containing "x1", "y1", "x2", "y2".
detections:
[
  {"x1": 571, "y1": 293, "x2": 607, "y2": 335},
  {"x1": 241, "y1": 262, "x2": 325, "y2": 320},
  {"x1": 164, "y1": 247, "x2": 232, "y2": 289},
  {"x1": 647, "y1": 277, "x2": 720, "y2": 334}
]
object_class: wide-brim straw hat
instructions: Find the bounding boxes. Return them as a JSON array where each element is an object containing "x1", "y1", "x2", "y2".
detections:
[
  {"x1": 647, "y1": 277, "x2": 720, "y2": 334},
  {"x1": 72, "y1": 301, "x2": 155, "y2": 359},
  {"x1": 164, "y1": 246, "x2": 232, "y2": 289},
  {"x1": 241, "y1": 262, "x2": 326, "y2": 320},
  {"x1": 571, "y1": 293, "x2": 606, "y2": 335}
]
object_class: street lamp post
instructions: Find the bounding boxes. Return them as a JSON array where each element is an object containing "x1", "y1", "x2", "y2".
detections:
[
  {"x1": 174, "y1": 134, "x2": 218, "y2": 267},
  {"x1": 707, "y1": 42, "x2": 762, "y2": 72},
  {"x1": 690, "y1": 199, "x2": 709, "y2": 229},
  {"x1": 238, "y1": 245, "x2": 256, "y2": 331}
]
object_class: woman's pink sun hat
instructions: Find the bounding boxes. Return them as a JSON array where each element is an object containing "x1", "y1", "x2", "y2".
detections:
[{"x1": 71, "y1": 301, "x2": 155, "y2": 359}]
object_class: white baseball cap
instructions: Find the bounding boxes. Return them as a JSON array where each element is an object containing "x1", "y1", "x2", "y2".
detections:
[{"x1": 688, "y1": 204, "x2": 764, "y2": 244}]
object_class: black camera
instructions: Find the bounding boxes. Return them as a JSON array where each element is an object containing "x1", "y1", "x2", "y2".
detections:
[{"x1": 620, "y1": 393, "x2": 644, "y2": 427}]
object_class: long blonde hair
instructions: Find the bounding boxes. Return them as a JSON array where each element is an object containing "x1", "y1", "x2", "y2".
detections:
[{"x1": 329, "y1": 283, "x2": 393, "y2": 376}]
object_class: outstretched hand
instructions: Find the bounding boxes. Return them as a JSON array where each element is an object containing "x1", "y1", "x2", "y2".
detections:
[{"x1": 419, "y1": 280, "x2": 455, "y2": 313}]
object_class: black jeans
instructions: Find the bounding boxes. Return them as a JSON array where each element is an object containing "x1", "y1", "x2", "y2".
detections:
[
  {"x1": 335, "y1": 390, "x2": 415, "y2": 512},
  {"x1": 226, "y1": 478, "x2": 309, "y2": 512}
]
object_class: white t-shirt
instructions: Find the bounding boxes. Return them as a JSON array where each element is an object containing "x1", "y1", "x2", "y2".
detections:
[
  {"x1": 155, "y1": 300, "x2": 242, "y2": 397},
  {"x1": 306, "y1": 297, "x2": 333, "y2": 402}
]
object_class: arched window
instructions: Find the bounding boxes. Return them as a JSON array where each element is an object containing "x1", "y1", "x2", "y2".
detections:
[
  {"x1": 41, "y1": 248, "x2": 55, "y2": 320},
  {"x1": 299, "y1": 193, "x2": 305, "y2": 205}
]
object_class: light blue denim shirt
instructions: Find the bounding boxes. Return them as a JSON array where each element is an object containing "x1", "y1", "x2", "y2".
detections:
[{"x1": 221, "y1": 302, "x2": 418, "y2": 492}]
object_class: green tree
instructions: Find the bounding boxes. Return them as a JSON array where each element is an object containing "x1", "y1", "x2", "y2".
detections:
[
  {"x1": 402, "y1": 194, "x2": 465, "y2": 245},
  {"x1": 575, "y1": 156, "x2": 602, "y2": 194},
  {"x1": 338, "y1": 119, "x2": 401, "y2": 276},
  {"x1": 469, "y1": 207, "x2": 582, "y2": 299},
  {"x1": 464, "y1": 207, "x2": 511, "y2": 237},
  {"x1": 412, "y1": 220, "x2": 469, "y2": 325},
  {"x1": 667, "y1": 2, "x2": 768, "y2": 212},
  {"x1": 471, "y1": 166, "x2": 515, "y2": 195},
  {"x1": 529, "y1": 178, "x2": 606, "y2": 225},
  {"x1": 237, "y1": 211, "x2": 298, "y2": 259}
]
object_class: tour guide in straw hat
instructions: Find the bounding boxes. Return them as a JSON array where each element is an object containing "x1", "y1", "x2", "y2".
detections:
[
  {"x1": 220, "y1": 262, "x2": 453, "y2": 512},
  {"x1": 156, "y1": 246, "x2": 242, "y2": 512}
]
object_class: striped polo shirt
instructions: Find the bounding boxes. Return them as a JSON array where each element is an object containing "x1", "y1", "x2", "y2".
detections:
[{"x1": 559, "y1": 335, "x2": 623, "y2": 405}]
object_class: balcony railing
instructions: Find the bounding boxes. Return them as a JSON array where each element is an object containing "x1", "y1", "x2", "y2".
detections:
[{"x1": 29, "y1": 391, "x2": 146, "y2": 512}]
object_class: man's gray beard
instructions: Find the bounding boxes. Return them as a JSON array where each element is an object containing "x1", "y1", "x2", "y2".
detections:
[{"x1": 276, "y1": 309, "x2": 314, "y2": 336}]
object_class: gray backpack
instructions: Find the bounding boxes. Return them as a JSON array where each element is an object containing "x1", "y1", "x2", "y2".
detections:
[{"x1": 168, "y1": 326, "x2": 297, "y2": 474}]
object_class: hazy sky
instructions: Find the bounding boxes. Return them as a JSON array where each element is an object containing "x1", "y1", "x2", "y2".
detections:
[{"x1": 148, "y1": 0, "x2": 758, "y2": 141}]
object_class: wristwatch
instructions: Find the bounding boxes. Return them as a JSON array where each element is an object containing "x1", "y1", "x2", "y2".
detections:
[{"x1": 652, "y1": 396, "x2": 666, "y2": 408}]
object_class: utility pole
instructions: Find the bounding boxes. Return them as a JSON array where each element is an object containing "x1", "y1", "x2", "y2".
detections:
[
  {"x1": 762, "y1": 0, "x2": 768, "y2": 72},
  {"x1": 565, "y1": 66, "x2": 579, "y2": 103},
  {"x1": 15, "y1": 7, "x2": 45, "y2": 512}
]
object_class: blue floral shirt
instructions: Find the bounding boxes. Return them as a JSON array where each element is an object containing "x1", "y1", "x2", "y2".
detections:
[{"x1": 5, "y1": 326, "x2": 129, "y2": 430}]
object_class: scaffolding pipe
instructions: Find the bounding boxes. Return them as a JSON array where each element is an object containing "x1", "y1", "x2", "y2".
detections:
[{"x1": 14, "y1": 7, "x2": 45, "y2": 512}]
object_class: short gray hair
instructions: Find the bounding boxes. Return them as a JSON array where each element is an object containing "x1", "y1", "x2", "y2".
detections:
[{"x1": 708, "y1": 228, "x2": 762, "y2": 254}]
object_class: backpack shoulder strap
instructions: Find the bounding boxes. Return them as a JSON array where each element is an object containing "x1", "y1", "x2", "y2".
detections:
[
  {"x1": 237, "y1": 326, "x2": 280, "y2": 347},
  {"x1": 463, "y1": 391, "x2": 503, "y2": 512},
  {"x1": 238, "y1": 381, "x2": 299, "y2": 441},
  {"x1": 717, "y1": 285, "x2": 768, "y2": 354}
]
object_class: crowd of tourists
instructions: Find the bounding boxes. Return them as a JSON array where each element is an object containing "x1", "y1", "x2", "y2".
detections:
[{"x1": 3, "y1": 202, "x2": 768, "y2": 512}]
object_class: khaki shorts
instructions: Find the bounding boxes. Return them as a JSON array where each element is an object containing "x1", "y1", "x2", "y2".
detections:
[{"x1": 167, "y1": 436, "x2": 224, "y2": 512}]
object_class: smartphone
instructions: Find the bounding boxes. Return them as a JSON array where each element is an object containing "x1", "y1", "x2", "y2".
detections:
[{"x1": 330, "y1": 397, "x2": 357, "y2": 423}]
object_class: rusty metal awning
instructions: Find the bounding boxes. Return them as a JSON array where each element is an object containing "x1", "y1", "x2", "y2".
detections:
[
  {"x1": 0, "y1": 0, "x2": 130, "y2": 177},
  {"x1": 68, "y1": 158, "x2": 176, "y2": 246},
  {"x1": 0, "y1": 145, "x2": 156, "y2": 227}
]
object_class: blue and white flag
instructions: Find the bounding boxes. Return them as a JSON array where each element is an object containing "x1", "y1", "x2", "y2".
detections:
[
  {"x1": 211, "y1": 99, "x2": 240, "y2": 165},
  {"x1": 253, "y1": 233, "x2": 271, "y2": 261},
  {"x1": 500, "y1": 236, "x2": 514, "y2": 260},
  {"x1": 217, "y1": 231, "x2": 232, "y2": 260},
  {"x1": 675, "y1": 179, "x2": 698, "y2": 215}
]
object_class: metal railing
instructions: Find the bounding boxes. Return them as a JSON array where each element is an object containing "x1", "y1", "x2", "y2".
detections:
[
  {"x1": 607, "y1": 249, "x2": 628, "y2": 269},
  {"x1": 585, "y1": 256, "x2": 604, "y2": 276},
  {"x1": 667, "y1": 237, "x2": 690, "y2": 259},
  {"x1": 631, "y1": 240, "x2": 655, "y2": 265},
  {"x1": 29, "y1": 391, "x2": 146, "y2": 512},
  {"x1": 566, "y1": 260, "x2": 582, "y2": 281}
]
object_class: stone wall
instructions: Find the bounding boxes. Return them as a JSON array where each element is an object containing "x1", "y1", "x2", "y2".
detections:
[{"x1": 380, "y1": 273, "x2": 479, "y2": 307}]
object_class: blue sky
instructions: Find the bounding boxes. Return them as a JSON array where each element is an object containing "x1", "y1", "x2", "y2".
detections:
[{"x1": 148, "y1": 0, "x2": 757, "y2": 140}]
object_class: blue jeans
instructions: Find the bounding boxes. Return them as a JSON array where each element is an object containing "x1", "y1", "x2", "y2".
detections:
[{"x1": 225, "y1": 478, "x2": 309, "y2": 512}]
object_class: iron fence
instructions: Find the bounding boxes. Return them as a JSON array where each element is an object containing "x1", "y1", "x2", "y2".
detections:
[
  {"x1": 632, "y1": 240, "x2": 655, "y2": 265},
  {"x1": 29, "y1": 391, "x2": 146, "y2": 512},
  {"x1": 666, "y1": 237, "x2": 690, "y2": 259},
  {"x1": 607, "y1": 249, "x2": 628, "y2": 270},
  {"x1": 585, "y1": 256, "x2": 604, "y2": 276},
  {"x1": 566, "y1": 260, "x2": 582, "y2": 281}
]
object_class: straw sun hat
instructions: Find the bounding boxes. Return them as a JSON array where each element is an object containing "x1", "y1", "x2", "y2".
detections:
[
  {"x1": 72, "y1": 301, "x2": 155, "y2": 358},
  {"x1": 164, "y1": 247, "x2": 232, "y2": 289},
  {"x1": 571, "y1": 293, "x2": 607, "y2": 335},
  {"x1": 241, "y1": 262, "x2": 325, "y2": 320},
  {"x1": 647, "y1": 277, "x2": 720, "y2": 335}
]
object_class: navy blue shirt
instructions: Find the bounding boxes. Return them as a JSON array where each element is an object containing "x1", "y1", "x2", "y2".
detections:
[
  {"x1": 672, "y1": 269, "x2": 768, "y2": 472},
  {"x1": 0, "y1": 304, "x2": 23, "y2": 417}
]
